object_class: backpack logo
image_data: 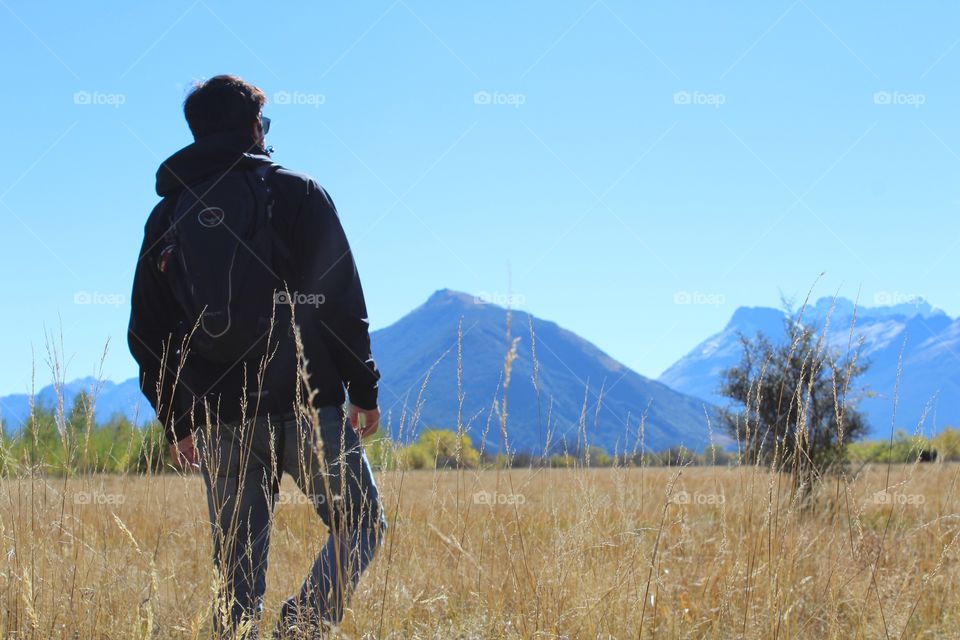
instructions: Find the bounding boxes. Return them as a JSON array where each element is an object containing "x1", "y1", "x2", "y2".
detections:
[{"x1": 197, "y1": 207, "x2": 225, "y2": 228}]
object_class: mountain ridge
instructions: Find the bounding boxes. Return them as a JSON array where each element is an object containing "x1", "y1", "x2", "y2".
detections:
[
  {"x1": 1, "y1": 289, "x2": 716, "y2": 453},
  {"x1": 659, "y1": 296, "x2": 959, "y2": 438}
]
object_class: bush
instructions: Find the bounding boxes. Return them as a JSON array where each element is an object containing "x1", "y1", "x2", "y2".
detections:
[
  {"x1": 847, "y1": 430, "x2": 937, "y2": 464},
  {"x1": 366, "y1": 429, "x2": 482, "y2": 470},
  {"x1": 933, "y1": 427, "x2": 960, "y2": 462},
  {"x1": 721, "y1": 312, "x2": 869, "y2": 491},
  {"x1": 549, "y1": 454, "x2": 576, "y2": 468}
]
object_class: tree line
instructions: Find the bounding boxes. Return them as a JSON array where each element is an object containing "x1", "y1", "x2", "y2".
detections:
[{"x1": 0, "y1": 395, "x2": 739, "y2": 474}]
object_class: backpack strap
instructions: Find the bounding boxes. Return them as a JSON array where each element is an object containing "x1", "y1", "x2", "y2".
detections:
[
  {"x1": 254, "y1": 163, "x2": 279, "y2": 220},
  {"x1": 252, "y1": 163, "x2": 296, "y2": 287}
]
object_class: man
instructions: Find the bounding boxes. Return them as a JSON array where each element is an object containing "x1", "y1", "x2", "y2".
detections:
[{"x1": 128, "y1": 74, "x2": 385, "y2": 638}]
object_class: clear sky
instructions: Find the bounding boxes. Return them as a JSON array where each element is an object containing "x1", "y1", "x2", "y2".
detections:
[{"x1": 1, "y1": 0, "x2": 957, "y2": 396}]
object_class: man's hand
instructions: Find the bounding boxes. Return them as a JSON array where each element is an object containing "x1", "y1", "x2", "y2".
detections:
[
  {"x1": 169, "y1": 434, "x2": 200, "y2": 472},
  {"x1": 348, "y1": 404, "x2": 380, "y2": 438}
]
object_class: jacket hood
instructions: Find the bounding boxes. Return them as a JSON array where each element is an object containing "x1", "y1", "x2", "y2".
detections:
[{"x1": 155, "y1": 131, "x2": 272, "y2": 198}]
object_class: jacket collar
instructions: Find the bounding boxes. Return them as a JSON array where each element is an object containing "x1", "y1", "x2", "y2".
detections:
[{"x1": 155, "y1": 131, "x2": 271, "y2": 197}]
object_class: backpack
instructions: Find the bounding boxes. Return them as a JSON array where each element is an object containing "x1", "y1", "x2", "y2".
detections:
[{"x1": 163, "y1": 163, "x2": 294, "y2": 365}]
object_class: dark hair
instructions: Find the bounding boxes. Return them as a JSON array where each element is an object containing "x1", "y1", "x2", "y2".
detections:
[{"x1": 183, "y1": 75, "x2": 266, "y2": 140}]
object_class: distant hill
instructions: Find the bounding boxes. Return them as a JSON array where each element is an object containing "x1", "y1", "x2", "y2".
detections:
[
  {"x1": 370, "y1": 289, "x2": 714, "y2": 453},
  {"x1": 0, "y1": 289, "x2": 717, "y2": 454},
  {"x1": 659, "y1": 297, "x2": 958, "y2": 438},
  {"x1": 0, "y1": 376, "x2": 152, "y2": 429}
]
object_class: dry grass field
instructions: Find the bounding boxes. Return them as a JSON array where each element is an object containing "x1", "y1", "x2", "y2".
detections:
[{"x1": 0, "y1": 461, "x2": 957, "y2": 639}]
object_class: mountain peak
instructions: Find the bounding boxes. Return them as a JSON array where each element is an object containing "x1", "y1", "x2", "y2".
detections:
[
  {"x1": 372, "y1": 288, "x2": 713, "y2": 451},
  {"x1": 424, "y1": 289, "x2": 528, "y2": 311},
  {"x1": 810, "y1": 296, "x2": 857, "y2": 319},
  {"x1": 425, "y1": 289, "x2": 478, "y2": 307},
  {"x1": 808, "y1": 295, "x2": 943, "y2": 322}
]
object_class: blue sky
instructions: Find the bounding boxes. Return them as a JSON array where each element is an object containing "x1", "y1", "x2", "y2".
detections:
[{"x1": 1, "y1": 0, "x2": 958, "y2": 396}]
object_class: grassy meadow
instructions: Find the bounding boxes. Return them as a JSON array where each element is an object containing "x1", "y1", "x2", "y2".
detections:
[{"x1": 1, "y1": 461, "x2": 957, "y2": 639}]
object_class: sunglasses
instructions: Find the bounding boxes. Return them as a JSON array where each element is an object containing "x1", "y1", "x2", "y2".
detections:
[{"x1": 261, "y1": 115, "x2": 271, "y2": 135}]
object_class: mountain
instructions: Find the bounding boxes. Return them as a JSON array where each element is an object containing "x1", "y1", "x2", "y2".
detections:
[
  {"x1": 370, "y1": 289, "x2": 713, "y2": 453},
  {"x1": 0, "y1": 376, "x2": 153, "y2": 429},
  {"x1": 659, "y1": 297, "x2": 958, "y2": 438},
  {"x1": 0, "y1": 290, "x2": 716, "y2": 453}
]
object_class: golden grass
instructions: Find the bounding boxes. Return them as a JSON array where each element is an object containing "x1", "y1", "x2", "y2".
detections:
[{"x1": 1, "y1": 462, "x2": 957, "y2": 639}]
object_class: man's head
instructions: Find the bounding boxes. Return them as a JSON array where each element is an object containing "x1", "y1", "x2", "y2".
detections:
[{"x1": 183, "y1": 75, "x2": 267, "y2": 146}]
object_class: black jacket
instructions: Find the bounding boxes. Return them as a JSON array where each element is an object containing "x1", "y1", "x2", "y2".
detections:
[{"x1": 128, "y1": 131, "x2": 379, "y2": 444}]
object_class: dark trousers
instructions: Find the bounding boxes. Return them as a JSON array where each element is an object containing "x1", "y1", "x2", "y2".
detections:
[{"x1": 196, "y1": 405, "x2": 385, "y2": 637}]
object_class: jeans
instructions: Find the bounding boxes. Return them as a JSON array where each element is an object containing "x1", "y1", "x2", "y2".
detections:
[{"x1": 195, "y1": 405, "x2": 386, "y2": 637}]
